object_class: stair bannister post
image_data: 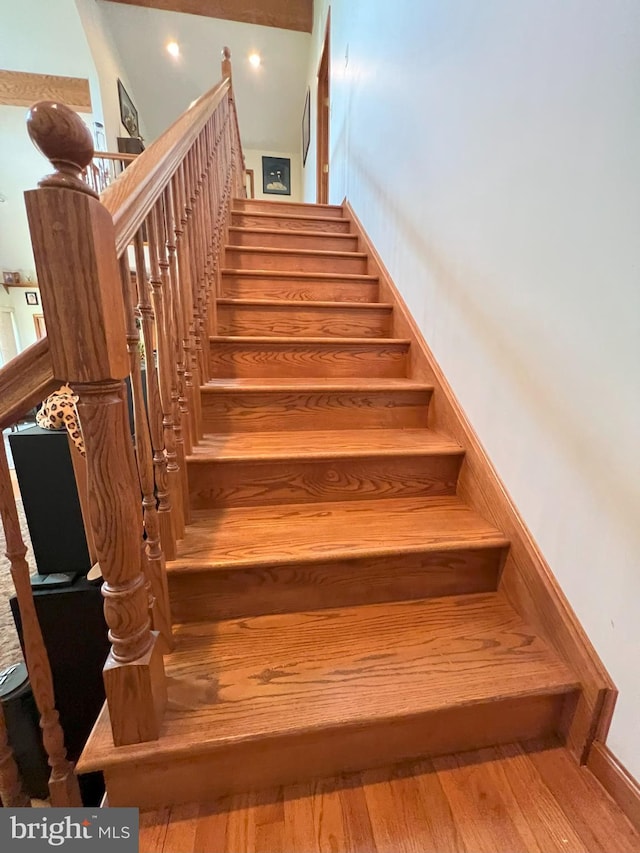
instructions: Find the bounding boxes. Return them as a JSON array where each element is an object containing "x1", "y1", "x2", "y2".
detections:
[
  {"x1": 0, "y1": 441, "x2": 81, "y2": 806},
  {"x1": 24, "y1": 101, "x2": 167, "y2": 747}
]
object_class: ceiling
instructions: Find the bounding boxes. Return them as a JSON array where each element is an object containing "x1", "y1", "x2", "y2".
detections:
[
  {"x1": 99, "y1": 0, "x2": 311, "y2": 150},
  {"x1": 103, "y1": 0, "x2": 313, "y2": 32}
]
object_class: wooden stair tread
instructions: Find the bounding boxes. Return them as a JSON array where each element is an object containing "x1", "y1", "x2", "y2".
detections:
[
  {"x1": 222, "y1": 269, "x2": 378, "y2": 282},
  {"x1": 210, "y1": 335, "x2": 410, "y2": 346},
  {"x1": 168, "y1": 496, "x2": 508, "y2": 570},
  {"x1": 79, "y1": 593, "x2": 577, "y2": 771},
  {"x1": 234, "y1": 200, "x2": 344, "y2": 214},
  {"x1": 231, "y1": 210, "x2": 348, "y2": 223},
  {"x1": 225, "y1": 245, "x2": 367, "y2": 259},
  {"x1": 202, "y1": 377, "x2": 431, "y2": 391},
  {"x1": 217, "y1": 298, "x2": 392, "y2": 310},
  {"x1": 187, "y1": 428, "x2": 462, "y2": 462},
  {"x1": 228, "y1": 226, "x2": 356, "y2": 240}
]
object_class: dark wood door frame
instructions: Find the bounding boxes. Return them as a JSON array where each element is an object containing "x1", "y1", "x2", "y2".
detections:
[{"x1": 316, "y1": 13, "x2": 330, "y2": 204}]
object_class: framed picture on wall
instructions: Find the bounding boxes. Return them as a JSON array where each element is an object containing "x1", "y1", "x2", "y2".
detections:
[
  {"x1": 117, "y1": 79, "x2": 139, "y2": 138},
  {"x1": 262, "y1": 156, "x2": 291, "y2": 195},
  {"x1": 302, "y1": 88, "x2": 311, "y2": 166},
  {"x1": 25, "y1": 291, "x2": 39, "y2": 306}
]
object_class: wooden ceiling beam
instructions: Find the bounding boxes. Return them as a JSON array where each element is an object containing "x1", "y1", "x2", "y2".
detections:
[{"x1": 104, "y1": 0, "x2": 313, "y2": 33}]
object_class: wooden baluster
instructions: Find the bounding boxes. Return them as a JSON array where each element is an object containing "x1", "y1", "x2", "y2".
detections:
[
  {"x1": 201, "y1": 125, "x2": 217, "y2": 340},
  {"x1": 0, "y1": 442, "x2": 81, "y2": 806},
  {"x1": 171, "y1": 167, "x2": 196, "y2": 452},
  {"x1": 191, "y1": 142, "x2": 209, "y2": 386},
  {"x1": 25, "y1": 101, "x2": 166, "y2": 747},
  {"x1": 119, "y1": 254, "x2": 173, "y2": 649},
  {"x1": 132, "y1": 230, "x2": 176, "y2": 562},
  {"x1": 0, "y1": 684, "x2": 30, "y2": 807},
  {"x1": 162, "y1": 185, "x2": 191, "y2": 525},
  {"x1": 183, "y1": 154, "x2": 204, "y2": 442},
  {"x1": 148, "y1": 202, "x2": 185, "y2": 540}
]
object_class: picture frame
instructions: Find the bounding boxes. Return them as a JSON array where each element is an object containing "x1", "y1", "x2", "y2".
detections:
[
  {"x1": 117, "y1": 79, "x2": 139, "y2": 138},
  {"x1": 3, "y1": 271, "x2": 20, "y2": 285},
  {"x1": 302, "y1": 87, "x2": 311, "y2": 166},
  {"x1": 262, "y1": 156, "x2": 291, "y2": 196},
  {"x1": 25, "y1": 291, "x2": 39, "y2": 306}
]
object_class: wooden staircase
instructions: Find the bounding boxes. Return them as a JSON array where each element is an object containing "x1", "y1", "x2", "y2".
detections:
[{"x1": 78, "y1": 198, "x2": 589, "y2": 809}]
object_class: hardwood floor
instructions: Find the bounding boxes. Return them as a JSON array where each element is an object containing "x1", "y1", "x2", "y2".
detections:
[{"x1": 139, "y1": 739, "x2": 640, "y2": 853}]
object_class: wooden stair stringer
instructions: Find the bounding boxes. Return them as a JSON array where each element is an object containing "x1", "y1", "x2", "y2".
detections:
[{"x1": 343, "y1": 200, "x2": 615, "y2": 762}]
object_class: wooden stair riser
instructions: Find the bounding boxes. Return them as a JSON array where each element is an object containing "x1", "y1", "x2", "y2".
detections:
[
  {"x1": 208, "y1": 340, "x2": 410, "y2": 379},
  {"x1": 233, "y1": 199, "x2": 344, "y2": 219},
  {"x1": 221, "y1": 273, "x2": 379, "y2": 303},
  {"x1": 225, "y1": 247, "x2": 368, "y2": 275},
  {"x1": 200, "y1": 387, "x2": 432, "y2": 432},
  {"x1": 187, "y1": 452, "x2": 463, "y2": 509},
  {"x1": 228, "y1": 228, "x2": 359, "y2": 252},
  {"x1": 217, "y1": 302, "x2": 392, "y2": 338},
  {"x1": 103, "y1": 691, "x2": 577, "y2": 809},
  {"x1": 168, "y1": 546, "x2": 507, "y2": 623},
  {"x1": 231, "y1": 212, "x2": 352, "y2": 233}
]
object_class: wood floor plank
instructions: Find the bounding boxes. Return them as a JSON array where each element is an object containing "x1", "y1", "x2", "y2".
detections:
[
  {"x1": 139, "y1": 808, "x2": 169, "y2": 853},
  {"x1": 433, "y1": 752, "x2": 531, "y2": 853},
  {"x1": 527, "y1": 742, "x2": 640, "y2": 852},
  {"x1": 160, "y1": 803, "x2": 200, "y2": 853}
]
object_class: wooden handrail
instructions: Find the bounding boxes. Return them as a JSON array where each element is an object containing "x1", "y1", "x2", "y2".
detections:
[
  {"x1": 0, "y1": 337, "x2": 57, "y2": 431},
  {"x1": 94, "y1": 151, "x2": 138, "y2": 163},
  {"x1": 101, "y1": 78, "x2": 229, "y2": 256}
]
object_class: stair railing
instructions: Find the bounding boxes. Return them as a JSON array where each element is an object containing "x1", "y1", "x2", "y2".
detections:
[
  {"x1": 84, "y1": 151, "x2": 138, "y2": 195},
  {"x1": 0, "y1": 46, "x2": 245, "y2": 803}
]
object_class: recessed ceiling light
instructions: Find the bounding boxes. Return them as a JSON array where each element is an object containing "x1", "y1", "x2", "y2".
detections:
[
  {"x1": 248, "y1": 52, "x2": 261, "y2": 68},
  {"x1": 166, "y1": 41, "x2": 180, "y2": 58}
]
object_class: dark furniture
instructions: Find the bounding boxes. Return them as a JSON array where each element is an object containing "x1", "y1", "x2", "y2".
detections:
[{"x1": 9, "y1": 426, "x2": 91, "y2": 577}]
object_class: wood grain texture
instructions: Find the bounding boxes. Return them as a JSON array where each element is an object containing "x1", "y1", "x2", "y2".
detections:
[
  {"x1": 225, "y1": 246, "x2": 368, "y2": 275},
  {"x1": 221, "y1": 270, "x2": 379, "y2": 302},
  {"x1": 231, "y1": 211, "x2": 352, "y2": 233},
  {"x1": 208, "y1": 336, "x2": 410, "y2": 379},
  {"x1": 228, "y1": 226, "x2": 358, "y2": 252},
  {"x1": 200, "y1": 378, "x2": 432, "y2": 432},
  {"x1": 105, "y1": 0, "x2": 313, "y2": 32},
  {"x1": 0, "y1": 69, "x2": 91, "y2": 111},
  {"x1": 0, "y1": 337, "x2": 57, "y2": 431},
  {"x1": 168, "y1": 495, "x2": 508, "y2": 570},
  {"x1": 345, "y1": 200, "x2": 614, "y2": 761},
  {"x1": 168, "y1": 545, "x2": 505, "y2": 623},
  {"x1": 587, "y1": 741, "x2": 640, "y2": 833},
  {"x1": 138, "y1": 742, "x2": 640, "y2": 853},
  {"x1": 24, "y1": 188, "x2": 129, "y2": 383},
  {"x1": 234, "y1": 199, "x2": 343, "y2": 218},
  {"x1": 186, "y1": 429, "x2": 463, "y2": 508},
  {"x1": 217, "y1": 299, "x2": 392, "y2": 338},
  {"x1": 80, "y1": 594, "x2": 577, "y2": 806}
]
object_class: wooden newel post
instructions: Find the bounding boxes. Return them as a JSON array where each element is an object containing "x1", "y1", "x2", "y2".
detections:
[{"x1": 24, "y1": 101, "x2": 167, "y2": 747}]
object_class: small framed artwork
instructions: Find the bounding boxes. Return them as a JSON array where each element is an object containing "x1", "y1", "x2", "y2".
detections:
[
  {"x1": 25, "y1": 291, "x2": 39, "y2": 306},
  {"x1": 302, "y1": 88, "x2": 311, "y2": 166},
  {"x1": 262, "y1": 156, "x2": 291, "y2": 196},
  {"x1": 118, "y1": 79, "x2": 139, "y2": 138},
  {"x1": 3, "y1": 271, "x2": 20, "y2": 285}
]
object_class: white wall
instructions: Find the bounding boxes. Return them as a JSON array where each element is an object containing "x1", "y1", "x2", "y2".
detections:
[
  {"x1": 244, "y1": 149, "x2": 302, "y2": 202},
  {"x1": 76, "y1": 0, "x2": 149, "y2": 149},
  {"x1": 0, "y1": 0, "x2": 103, "y2": 291},
  {"x1": 0, "y1": 286, "x2": 42, "y2": 353},
  {"x1": 305, "y1": 0, "x2": 640, "y2": 779}
]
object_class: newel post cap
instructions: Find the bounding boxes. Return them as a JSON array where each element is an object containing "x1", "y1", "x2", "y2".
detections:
[{"x1": 26, "y1": 101, "x2": 97, "y2": 196}]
